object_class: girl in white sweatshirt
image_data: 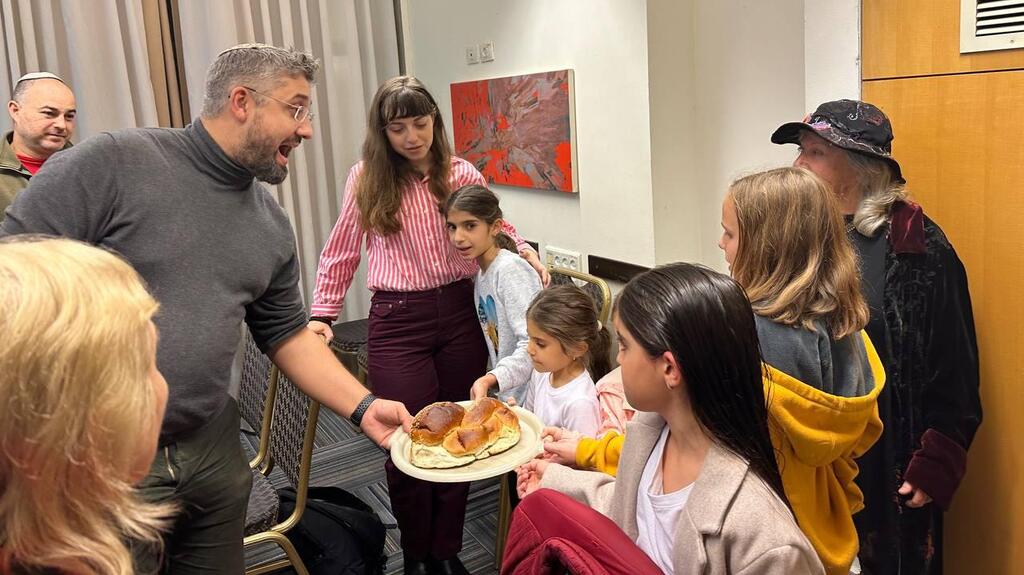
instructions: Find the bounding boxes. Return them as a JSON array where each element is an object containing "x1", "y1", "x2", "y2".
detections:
[{"x1": 445, "y1": 185, "x2": 543, "y2": 406}]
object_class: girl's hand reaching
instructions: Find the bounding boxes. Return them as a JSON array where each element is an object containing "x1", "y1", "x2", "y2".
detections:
[
  {"x1": 542, "y1": 435, "x2": 582, "y2": 466},
  {"x1": 541, "y1": 426, "x2": 580, "y2": 443},
  {"x1": 470, "y1": 373, "x2": 498, "y2": 401},
  {"x1": 516, "y1": 459, "x2": 550, "y2": 498}
]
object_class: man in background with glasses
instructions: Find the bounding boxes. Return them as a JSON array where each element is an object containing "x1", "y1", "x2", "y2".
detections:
[{"x1": 1, "y1": 43, "x2": 410, "y2": 573}]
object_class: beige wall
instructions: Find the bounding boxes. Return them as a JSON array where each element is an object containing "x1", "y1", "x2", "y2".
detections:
[
  {"x1": 647, "y1": 0, "x2": 808, "y2": 267},
  {"x1": 403, "y1": 0, "x2": 825, "y2": 272},
  {"x1": 402, "y1": 0, "x2": 658, "y2": 268}
]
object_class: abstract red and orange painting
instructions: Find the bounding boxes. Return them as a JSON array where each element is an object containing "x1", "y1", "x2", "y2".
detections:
[{"x1": 451, "y1": 70, "x2": 576, "y2": 193}]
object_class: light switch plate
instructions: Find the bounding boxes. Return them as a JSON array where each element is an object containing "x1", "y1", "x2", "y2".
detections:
[{"x1": 480, "y1": 42, "x2": 495, "y2": 62}]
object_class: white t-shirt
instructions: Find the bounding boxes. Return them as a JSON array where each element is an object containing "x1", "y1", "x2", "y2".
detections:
[
  {"x1": 522, "y1": 370, "x2": 601, "y2": 437},
  {"x1": 635, "y1": 425, "x2": 694, "y2": 574}
]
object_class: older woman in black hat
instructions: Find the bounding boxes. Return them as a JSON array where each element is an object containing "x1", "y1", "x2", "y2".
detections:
[{"x1": 772, "y1": 100, "x2": 982, "y2": 574}]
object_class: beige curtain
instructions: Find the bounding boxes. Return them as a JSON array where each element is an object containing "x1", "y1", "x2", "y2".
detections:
[
  {"x1": 0, "y1": 0, "x2": 180, "y2": 136},
  {"x1": 142, "y1": 0, "x2": 189, "y2": 127},
  {"x1": 176, "y1": 0, "x2": 400, "y2": 319}
]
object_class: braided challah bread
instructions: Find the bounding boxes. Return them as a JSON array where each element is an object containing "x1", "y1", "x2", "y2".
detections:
[{"x1": 409, "y1": 397, "x2": 521, "y2": 469}]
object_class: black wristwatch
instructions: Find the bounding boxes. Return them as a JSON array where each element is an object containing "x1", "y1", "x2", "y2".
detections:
[
  {"x1": 350, "y1": 393, "x2": 377, "y2": 427},
  {"x1": 309, "y1": 316, "x2": 333, "y2": 326}
]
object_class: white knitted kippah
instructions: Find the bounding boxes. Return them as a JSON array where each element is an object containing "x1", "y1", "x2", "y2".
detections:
[{"x1": 15, "y1": 71, "x2": 66, "y2": 85}]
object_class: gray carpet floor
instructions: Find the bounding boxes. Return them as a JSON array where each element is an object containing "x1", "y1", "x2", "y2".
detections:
[{"x1": 242, "y1": 407, "x2": 503, "y2": 575}]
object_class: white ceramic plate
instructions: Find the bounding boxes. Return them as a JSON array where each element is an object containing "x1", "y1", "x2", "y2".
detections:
[{"x1": 389, "y1": 402, "x2": 544, "y2": 483}]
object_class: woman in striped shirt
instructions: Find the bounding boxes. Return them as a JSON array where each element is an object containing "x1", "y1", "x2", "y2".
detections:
[{"x1": 309, "y1": 76, "x2": 545, "y2": 575}]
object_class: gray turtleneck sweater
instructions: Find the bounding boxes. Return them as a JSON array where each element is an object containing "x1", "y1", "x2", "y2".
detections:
[{"x1": 0, "y1": 120, "x2": 307, "y2": 441}]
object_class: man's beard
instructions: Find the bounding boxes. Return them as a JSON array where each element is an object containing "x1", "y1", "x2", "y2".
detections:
[{"x1": 236, "y1": 119, "x2": 289, "y2": 185}]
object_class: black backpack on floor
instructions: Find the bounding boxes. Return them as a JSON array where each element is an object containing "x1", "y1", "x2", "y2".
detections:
[{"x1": 277, "y1": 486, "x2": 387, "y2": 575}]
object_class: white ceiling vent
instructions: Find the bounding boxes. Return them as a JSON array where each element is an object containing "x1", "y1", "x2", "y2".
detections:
[{"x1": 961, "y1": 0, "x2": 1024, "y2": 53}]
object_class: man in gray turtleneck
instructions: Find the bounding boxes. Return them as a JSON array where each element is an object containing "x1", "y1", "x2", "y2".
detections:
[{"x1": 0, "y1": 44, "x2": 410, "y2": 573}]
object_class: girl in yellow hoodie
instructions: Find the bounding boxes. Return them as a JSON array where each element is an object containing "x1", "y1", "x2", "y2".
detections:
[
  {"x1": 544, "y1": 167, "x2": 883, "y2": 575},
  {"x1": 721, "y1": 167, "x2": 884, "y2": 574}
]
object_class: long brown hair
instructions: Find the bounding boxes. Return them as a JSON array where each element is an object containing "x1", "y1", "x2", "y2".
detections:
[
  {"x1": 614, "y1": 263, "x2": 791, "y2": 508},
  {"x1": 729, "y1": 167, "x2": 868, "y2": 339},
  {"x1": 357, "y1": 76, "x2": 453, "y2": 235},
  {"x1": 527, "y1": 285, "x2": 613, "y2": 380}
]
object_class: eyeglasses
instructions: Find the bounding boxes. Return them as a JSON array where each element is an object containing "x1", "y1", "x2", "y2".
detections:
[{"x1": 241, "y1": 85, "x2": 315, "y2": 123}]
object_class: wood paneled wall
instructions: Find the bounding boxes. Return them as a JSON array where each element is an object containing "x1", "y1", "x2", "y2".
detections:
[
  {"x1": 863, "y1": 0, "x2": 1024, "y2": 79},
  {"x1": 863, "y1": 1, "x2": 1024, "y2": 572}
]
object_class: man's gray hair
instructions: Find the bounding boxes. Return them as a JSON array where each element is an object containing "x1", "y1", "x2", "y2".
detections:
[
  {"x1": 201, "y1": 43, "x2": 319, "y2": 117},
  {"x1": 846, "y1": 149, "x2": 910, "y2": 239}
]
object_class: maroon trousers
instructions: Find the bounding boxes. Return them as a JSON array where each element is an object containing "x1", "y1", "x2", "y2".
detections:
[
  {"x1": 368, "y1": 278, "x2": 487, "y2": 560},
  {"x1": 501, "y1": 489, "x2": 663, "y2": 575}
]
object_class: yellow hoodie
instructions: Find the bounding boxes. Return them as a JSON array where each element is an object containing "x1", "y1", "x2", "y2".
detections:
[
  {"x1": 765, "y1": 329, "x2": 884, "y2": 575},
  {"x1": 575, "y1": 430, "x2": 624, "y2": 475}
]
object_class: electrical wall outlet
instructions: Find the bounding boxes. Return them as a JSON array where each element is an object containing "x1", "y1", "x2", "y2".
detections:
[
  {"x1": 480, "y1": 42, "x2": 495, "y2": 62},
  {"x1": 465, "y1": 45, "x2": 480, "y2": 64},
  {"x1": 545, "y1": 246, "x2": 582, "y2": 271}
]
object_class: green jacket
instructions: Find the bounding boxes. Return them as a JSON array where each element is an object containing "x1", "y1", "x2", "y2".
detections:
[
  {"x1": 0, "y1": 131, "x2": 73, "y2": 219},
  {"x1": 0, "y1": 131, "x2": 31, "y2": 217}
]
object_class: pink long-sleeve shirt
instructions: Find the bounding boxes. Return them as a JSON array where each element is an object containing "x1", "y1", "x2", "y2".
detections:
[{"x1": 311, "y1": 157, "x2": 529, "y2": 319}]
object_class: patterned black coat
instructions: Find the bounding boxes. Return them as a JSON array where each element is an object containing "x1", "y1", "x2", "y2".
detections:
[{"x1": 850, "y1": 201, "x2": 982, "y2": 575}]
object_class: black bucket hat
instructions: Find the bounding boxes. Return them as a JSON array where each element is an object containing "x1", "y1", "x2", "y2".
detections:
[{"x1": 771, "y1": 99, "x2": 904, "y2": 183}]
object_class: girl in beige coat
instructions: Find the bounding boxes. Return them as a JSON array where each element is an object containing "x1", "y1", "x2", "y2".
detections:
[{"x1": 516, "y1": 263, "x2": 824, "y2": 575}]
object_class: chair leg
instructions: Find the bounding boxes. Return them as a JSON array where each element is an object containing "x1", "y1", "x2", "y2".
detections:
[
  {"x1": 265, "y1": 531, "x2": 310, "y2": 575},
  {"x1": 494, "y1": 476, "x2": 513, "y2": 570}
]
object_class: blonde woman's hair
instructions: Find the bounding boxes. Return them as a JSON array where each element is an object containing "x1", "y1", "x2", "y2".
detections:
[
  {"x1": 0, "y1": 237, "x2": 173, "y2": 574},
  {"x1": 729, "y1": 167, "x2": 869, "y2": 339},
  {"x1": 845, "y1": 150, "x2": 910, "y2": 238}
]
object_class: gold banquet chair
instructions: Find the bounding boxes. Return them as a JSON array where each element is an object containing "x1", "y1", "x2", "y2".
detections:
[
  {"x1": 238, "y1": 329, "x2": 280, "y2": 545},
  {"x1": 239, "y1": 330, "x2": 277, "y2": 472},
  {"x1": 243, "y1": 365, "x2": 321, "y2": 574},
  {"x1": 327, "y1": 317, "x2": 370, "y2": 387},
  {"x1": 547, "y1": 266, "x2": 613, "y2": 324}
]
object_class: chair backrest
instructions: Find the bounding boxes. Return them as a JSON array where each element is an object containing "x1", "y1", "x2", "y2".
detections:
[
  {"x1": 265, "y1": 371, "x2": 320, "y2": 531},
  {"x1": 548, "y1": 267, "x2": 613, "y2": 324},
  {"x1": 267, "y1": 371, "x2": 321, "y2": 491},
  {"x1": 238, "y1": 328, "x2": 274, "y2": 431}
]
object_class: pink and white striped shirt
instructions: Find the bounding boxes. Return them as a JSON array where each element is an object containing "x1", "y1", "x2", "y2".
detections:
[{"x1": 311, "y1": 157, "x2": 529, "y2": 319}]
